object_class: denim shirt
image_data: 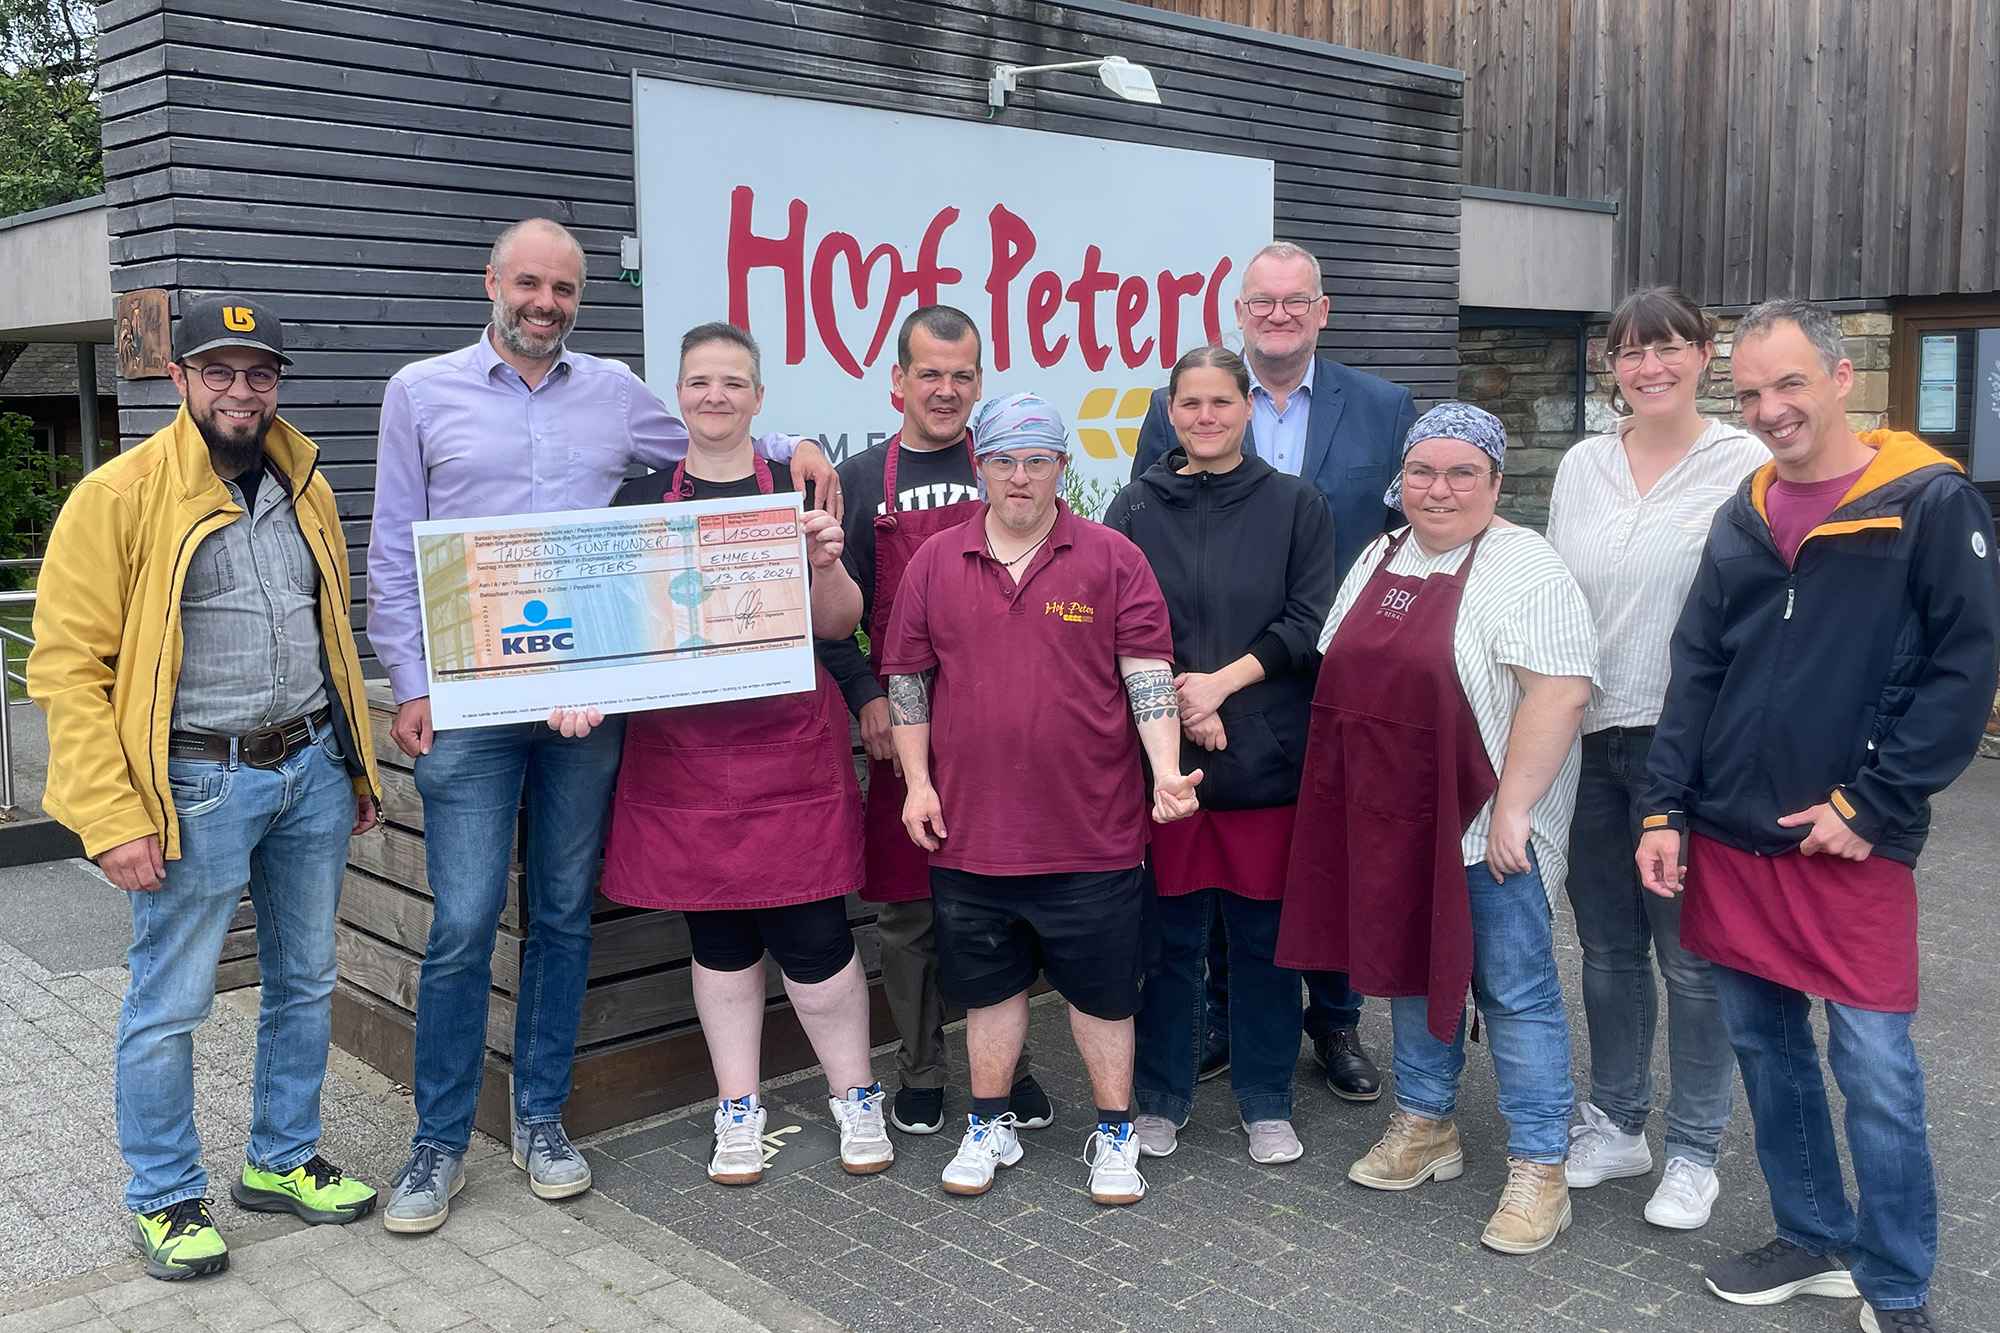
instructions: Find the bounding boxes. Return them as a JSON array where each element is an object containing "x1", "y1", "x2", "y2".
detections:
[{"x1": 171, "y1": 464, "x2": 328, "y2": 735}]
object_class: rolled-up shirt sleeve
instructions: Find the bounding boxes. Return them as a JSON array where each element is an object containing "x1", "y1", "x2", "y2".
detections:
[{"x1": 365, "y1": 376, "x2": 432, "y2": 704}]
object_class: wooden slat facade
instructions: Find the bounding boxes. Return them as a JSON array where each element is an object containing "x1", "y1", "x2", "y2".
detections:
[
  {"x1": 1137, "y1": 0, "x2": 2000, "y2": 306},
  {"x1": 96, "y1": 0, "x2": 1464, "y2": 665}
]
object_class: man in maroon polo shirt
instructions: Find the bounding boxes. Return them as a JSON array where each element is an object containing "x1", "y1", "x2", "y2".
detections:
[{"x1": 883, "y1": 392, "x2": 1202, "y2": 1208}]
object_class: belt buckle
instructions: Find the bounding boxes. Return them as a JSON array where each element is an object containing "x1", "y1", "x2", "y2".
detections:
[{"x1": 241, "y1": 726, "x2": 288, "y2": 769}]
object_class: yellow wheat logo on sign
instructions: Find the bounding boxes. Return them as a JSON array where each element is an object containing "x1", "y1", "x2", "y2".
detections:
[
  {"x1": 1075, "y1": 387, "x2": 1154, "y2": 459},
  {"x1": 222, "y1": 306, "x2": 257, "y2": 331}
]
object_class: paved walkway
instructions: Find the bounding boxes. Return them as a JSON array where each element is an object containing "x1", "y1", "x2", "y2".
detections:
[{"x1": 1, "y1": 764, "x2": 1995, "y2": 1332}]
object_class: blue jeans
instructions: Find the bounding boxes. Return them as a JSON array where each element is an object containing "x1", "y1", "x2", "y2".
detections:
[
  {"x1": 411, "y1": 718, "x2": 623, "y2": 1154},
  {"x1": 1205, "y1": 922, "x2": 1361, "y2": 1039},
  {"x1": 1566, "y1": 728, "x2": 1735, "y2": 1164},
  {"x1": 1713, "y1": 964, "x2": 1936, "y2": 1310},
  {"x1": 1136, "y1": 888, "x2": 1300, "y2": 1124},
  {"x1": 117, "y1": 725, "x2": 352, "y2": 1212},
  {"x1": 1389, "y1": 855, "x2": 1574, "y2": 1162}
]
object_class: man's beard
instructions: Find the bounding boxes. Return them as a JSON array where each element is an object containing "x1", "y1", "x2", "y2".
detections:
[
  {"x1": 492, "y1": 295, "x2": 570, "y2": 359},
  {"x1": 194, "y1": 407, "x2": 273, "y2": 479}
]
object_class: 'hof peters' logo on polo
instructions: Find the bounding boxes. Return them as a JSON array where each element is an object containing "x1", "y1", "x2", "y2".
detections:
[{"x1": 500, "y1": 600, "x2": 575, "y2": 655}]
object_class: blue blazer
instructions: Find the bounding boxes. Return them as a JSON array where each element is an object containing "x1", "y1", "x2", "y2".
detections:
[{"x1": 1129, "y1": 355, "x2": 1417, "y2": 581}]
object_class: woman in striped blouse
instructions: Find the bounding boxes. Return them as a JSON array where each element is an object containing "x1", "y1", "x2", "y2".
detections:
[{"x1": 1545, "y1": 287, "x2": 1770, "y2": 1230}]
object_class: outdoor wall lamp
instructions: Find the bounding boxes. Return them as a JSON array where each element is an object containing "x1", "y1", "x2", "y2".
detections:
[{"x1": 986, "y1": 56, "x2": 1161, "y2": 110}]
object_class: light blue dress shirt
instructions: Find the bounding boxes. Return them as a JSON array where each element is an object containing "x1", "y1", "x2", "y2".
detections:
[{"x1": 1249, "y1": 357, "x2": 1316, "y2": 478}]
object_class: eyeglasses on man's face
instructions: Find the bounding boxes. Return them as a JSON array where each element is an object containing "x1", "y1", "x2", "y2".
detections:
[
  {"x1": 186, "y1": 361, "x2": 281, "y2": 393},
  {"x1": 981, "y1": 453, "x2": 1064, "y2": 480},
  {"x1": 1242, "y1": 295, "x2": 1323, "y2": 319},
  {"x1": 1402, "y1": 463, "x2": 1493, "y2": 492},
  {"x1": 1610, "y1": 340, "x2": 1694, "y2": 371}
]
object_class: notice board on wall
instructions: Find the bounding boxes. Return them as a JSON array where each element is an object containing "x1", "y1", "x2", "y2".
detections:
[{"x1": 633, "y1": 76, "x2": 1276, "y2": 502}]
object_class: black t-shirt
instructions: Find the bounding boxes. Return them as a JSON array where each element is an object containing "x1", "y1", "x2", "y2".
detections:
[
  {"x1": 613, "y1": 458, "x2": 796, "y2": 506},
  {"x1": 823, "y1": 439, "x2": 981, "y2": 714}
]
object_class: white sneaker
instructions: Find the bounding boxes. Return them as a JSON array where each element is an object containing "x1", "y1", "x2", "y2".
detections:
[
  {"x1": 1565, "y1": 1102, "x2": 1653, "y2": 1187},
  {"x1": 1132, "y1": 1114, "x2": 1179, "y2": 1158},
  {"x1": 708, "y1": 1097, "x2": 767, "y2": 1186},
  {"x1": 1645, "y1": 1156, "x2": 1719, "y2": 1229},
  {"x1": 941, "y1": 1114, "x2": 1022, "y2": 1196},
  {"x1": 1083, "y1": 1122, "x2": 1147, "y2": 1205},
  {"x1": 830, "y1": 1084, "x2": 895, "y2": 1176}
]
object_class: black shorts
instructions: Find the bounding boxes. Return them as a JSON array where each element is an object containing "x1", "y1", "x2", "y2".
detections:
[
  {"x1": 683, "y1": 897, "x2": 856, "y2": 985},
  {"x1": 928, "y1": 866, "x2": 1149, "y2": 1021}
]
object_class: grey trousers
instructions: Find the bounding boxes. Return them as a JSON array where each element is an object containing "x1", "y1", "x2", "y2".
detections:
[{"x1": 876, "y1": 897, "x2": 1032, "y2": 1090}]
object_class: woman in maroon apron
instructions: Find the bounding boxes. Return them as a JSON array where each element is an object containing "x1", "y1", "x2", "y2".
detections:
[
  {"x1": 551, "y1": 324, "x2": 888, "y2": 1188},
  {"x1": 1278, "y1": 403, "x2": 1596, "y2": 1256},
  {"x1": 1103, "y1": 347, "x2": 1337, "y2": 1166}
]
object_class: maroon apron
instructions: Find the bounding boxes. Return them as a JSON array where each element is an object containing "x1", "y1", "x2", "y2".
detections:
[
  {"x1": 859, "y1": 433, "x2": 982, "y2": 903},
  {"x1": 1276, "y1": 528, "x2": 1499, "y2": 1041},
  {"x1": 599, "y1": 454, "x2": 864, "y2": 912}
]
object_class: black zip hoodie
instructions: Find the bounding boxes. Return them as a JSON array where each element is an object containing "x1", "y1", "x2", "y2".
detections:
[{"x1": 1104, "y1": 450, "x2": 1338, "y2": 810}]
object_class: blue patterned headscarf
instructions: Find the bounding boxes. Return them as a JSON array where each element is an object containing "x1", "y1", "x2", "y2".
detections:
[
  {"x1": 970, "y1": 392, "x2": 1070, "y2": 458},
  {"x1": 1384, "y1": 402, "x2": 1508, "y2": 511}
]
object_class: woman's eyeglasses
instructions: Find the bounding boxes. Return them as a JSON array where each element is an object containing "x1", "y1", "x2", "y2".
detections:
[
  {"x1": 1610, "y1": 341, "x2": 1693, "y2": 371},
  {"x1": 1402, "y1": 463, "x2": 1493, "y2": 492}
]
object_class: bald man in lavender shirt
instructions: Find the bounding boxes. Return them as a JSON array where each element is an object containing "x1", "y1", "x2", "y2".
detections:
[{"x1": 366, "y1": 218, "x2": 838, "y2": 1233}]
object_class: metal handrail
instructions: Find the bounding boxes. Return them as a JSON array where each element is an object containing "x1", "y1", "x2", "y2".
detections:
[{"x1": 0, "y1": 584, "x2": 36, "y2": 812}]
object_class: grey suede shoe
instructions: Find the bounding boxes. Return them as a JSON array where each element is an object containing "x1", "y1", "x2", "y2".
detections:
[
  {"x1": 1132, "y1": 1114, "x2": 1180, "y2": 1158},
  {"x1": 382, "y1": 1145, "x2": 464, "y2": 1234},
  {"x1": 512, "y1": 1119, "x2": 593, "y2": 1200}
]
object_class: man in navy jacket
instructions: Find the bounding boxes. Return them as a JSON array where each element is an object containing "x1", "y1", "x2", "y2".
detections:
[
  {"x1": 1129, "y1": 241, "x2": 1417, "y2": 1103},
  {"x1": 1638, "y1": 300, "x2": 1999, "y2": 1333}
]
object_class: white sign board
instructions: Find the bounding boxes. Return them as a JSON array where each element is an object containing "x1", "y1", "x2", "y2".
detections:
[{"x1": 633, "y1": 77, "x2": 1276, "y2": 503}]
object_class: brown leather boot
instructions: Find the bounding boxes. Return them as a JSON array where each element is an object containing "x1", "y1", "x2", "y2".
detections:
[
  {"x1": 1481, "y1": 1157, "x2": 1573, "y2": 1254},
  {"x1": 1347, "y1": 1107, "x2": 1464, "y2": 1190}
]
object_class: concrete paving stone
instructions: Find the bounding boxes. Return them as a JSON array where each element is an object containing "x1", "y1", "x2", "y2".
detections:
[
  {"x1": 995, "y1": 1243, "x2": 1126, "y2": 1303},
  {"x1": 908, "y1": 1243, "x2": 1033, "y2": 1298},
  {"x1": 995, "y1": 1202, "x2": 1129, "y2": 1259},
  {"x1": 475, "y1": 1241, "x2": 590, "y2": 1300},
  {"x1": 536, "y1": 1280, "x2": 661, "y2": 1333},
  {"x1": 357, "y1": 1277, "x2": 482, "y2": 1333},
  {"x1": 633, "y1": 1281, "x2": 770, "y2": 1333},
  {"x1": 411, "y1": 1211, "x2": 527, "y2": 1259},
  {"x1": 0, "y1": 1292, "x2": 100, "y2": 1330},
  {"x1": 840, "y1": 1252, "x2": 945, "y2": 1305},
  {"x1": 307, "y1": 1242, "x2": 415, "y2": 1298},
  {"x1": 263, "y1": 1275, "x2": 377, "y2": 1333},
  {"x1": 663, "y1": 1216, "x2": 778, "y2": 1266},
  {"x1": 1122, "y1": 1255, "x2": 1217, "y2": 1306},
  {"x1": 828, "y1": 1205, "x2": 948, "y2": 1259},
  {"x1": 496, "y1": 1203, "x2": 604, "y2": 1258},
  {"x1": 99, "y1": 1294, "x2": 198, "y2": 1333},
  {"x1": 758, "y1": 1275, "x2": 898, "y2": 1333},
  {"x1": 739, "y1": 1217, "x2": 856, "y2": 1266},
  {"x1": 975, "y1": 1281, "x2": 1123, "y2": 1333},
  {"x1": 451, "y1": 1278, "x2": 566, "y2": 1333},
  {"x1": 888, "y1": 1287, "x2": 1026, "y2": 1333}
]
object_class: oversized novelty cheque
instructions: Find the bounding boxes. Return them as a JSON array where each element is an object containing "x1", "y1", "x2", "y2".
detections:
[{"x1": 413, "y1": 494, "x2": 815, "y2": 729}]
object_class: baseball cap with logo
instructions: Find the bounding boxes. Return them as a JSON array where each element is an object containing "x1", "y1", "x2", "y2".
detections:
[{"x1": 173, "y1": 295, "x2": 293, "y2": 366}]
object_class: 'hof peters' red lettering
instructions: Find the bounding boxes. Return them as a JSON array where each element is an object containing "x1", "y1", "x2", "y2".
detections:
[{"x1": 724, "y1": 186, "x2": 1236, "y2": 380}]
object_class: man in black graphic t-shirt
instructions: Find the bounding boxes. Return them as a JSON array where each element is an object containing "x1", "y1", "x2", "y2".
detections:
[{"x1": 823, "y1": 307, "x2": 1051, "y2": 1138}]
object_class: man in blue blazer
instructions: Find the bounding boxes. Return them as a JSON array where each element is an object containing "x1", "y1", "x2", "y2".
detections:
[{"x1": 1129, "y1": 240, "x2": 1417, "y2": 1103}]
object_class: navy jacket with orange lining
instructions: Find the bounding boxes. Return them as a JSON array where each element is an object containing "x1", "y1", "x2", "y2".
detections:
[{"x1": 1642, "y1": 430, "x2": 2000, "y2": 867}]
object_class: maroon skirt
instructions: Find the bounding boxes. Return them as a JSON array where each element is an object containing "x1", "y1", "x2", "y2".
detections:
[{"x1": 1150, "y1": 805, "x2": 1296, "y2": 899}]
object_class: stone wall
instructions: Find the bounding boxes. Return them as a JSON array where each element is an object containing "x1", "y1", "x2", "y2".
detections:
[{"x1": 1459, "y1": 310, "x2": 1895, "y2": 529}]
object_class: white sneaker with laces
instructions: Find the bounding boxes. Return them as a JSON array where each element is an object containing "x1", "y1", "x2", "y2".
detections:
[
  {"x1": 1565, "y1": 1101, "x2": 1653, "y2": 1187},
  {"x1": 830, "y1": 1084, "x2": 895, "y2": 1175},
  {"x1": 708, "y1": 1097, "x2": 767, "y2": 1186},
  {"x1": 941, "y1": 1114, "x2": 1022, "y2": 1196},
  {"x1": 1645, "y1": 1155, "x2": 1719, "y2": 1229},
  {"x1": 1084, "y1": 1122, "x2": 1147, "y2": 1205}
]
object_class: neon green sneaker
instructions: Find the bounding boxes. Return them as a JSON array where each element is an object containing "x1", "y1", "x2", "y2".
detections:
[
  {"x1": 231, "y1": 1154, "x2": 378, "y2": 1224},
  {"x1": 132, "y1": 1197, "x2": 228, "y2": 1280}
]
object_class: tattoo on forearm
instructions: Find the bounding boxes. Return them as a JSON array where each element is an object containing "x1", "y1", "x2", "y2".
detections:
[
  {"x1": 889, "y1": 670, "x2": 933, "y2": 725},
  {"x1": 1124, "y1": 668, "x2": 1177, "y2": 723}
]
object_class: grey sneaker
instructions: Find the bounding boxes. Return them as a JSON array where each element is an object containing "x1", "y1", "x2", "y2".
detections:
[
  {"x1": 1132, "y1": 1114, "x2": 1180, "y2": 1158},
  {"x1": 382, "y1": 1145, "x2": 464, "y2": 1234},
  {"x1": 511, "y1": 1119, "x2": 592, "y2": 1200},
  {"x1": 1243, "y1": 1118, "x2": 1304, "y2": 1164}
]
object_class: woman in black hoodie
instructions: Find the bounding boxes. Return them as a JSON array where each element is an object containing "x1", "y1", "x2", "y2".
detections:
[{"x1": 1104, "y1": 346, "x2": 1338, "y2": 1165}]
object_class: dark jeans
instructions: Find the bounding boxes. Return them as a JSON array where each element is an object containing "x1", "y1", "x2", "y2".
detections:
[
  {"x1": 1137, "y1": 888, "x2": 1300, "y2": 1124},
  {"x1": 1206, "y1": 919, "x2": 1360, "y2": 1039},
  {"x1": 1714, "y1": 964, "x2": 1936, "y2": 1311},
  {"x1": 1566, "y1": 726, "x2": 1735, "y2": 1164}
]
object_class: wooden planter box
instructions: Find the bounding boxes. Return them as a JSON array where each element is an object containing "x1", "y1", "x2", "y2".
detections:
[{"x1": 333, "y1": 681, "x2": 893, "y2": 1139}]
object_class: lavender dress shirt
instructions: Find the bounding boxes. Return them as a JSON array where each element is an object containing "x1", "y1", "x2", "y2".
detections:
[{"x1": 366, "y1": 330, "x2": 797, "y2": 703}]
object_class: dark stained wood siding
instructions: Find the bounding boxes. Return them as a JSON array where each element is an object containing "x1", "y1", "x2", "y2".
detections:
[
  {"x1": 1136, "y1": 0, "x2": 2000, "y2": 306},
  {"x1": 95, "y1": 0, "x2": 1463, "y2": 660}
]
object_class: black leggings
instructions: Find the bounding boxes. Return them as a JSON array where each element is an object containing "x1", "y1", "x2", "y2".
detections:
[{"x1": 683, "y1": 896, "x2": 857, "y2": 984}]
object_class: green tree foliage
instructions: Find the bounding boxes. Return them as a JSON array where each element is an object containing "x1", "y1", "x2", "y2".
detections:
[
  {"x1": 0, "y1": 410, "x2": 73, "y2": 588},
  {"x1": 0, "y1": 1, "x2": 99, "y2": 216}
]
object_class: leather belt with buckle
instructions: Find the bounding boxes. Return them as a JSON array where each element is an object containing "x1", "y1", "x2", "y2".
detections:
[{"x1": 169, "y1": 706, "x2": 334, "y2": 769}]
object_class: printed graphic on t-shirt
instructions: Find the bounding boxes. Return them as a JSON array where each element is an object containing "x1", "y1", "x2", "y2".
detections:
[
  {"x1": 1045, "y1": 598, "x2": 1095, "y2": 624},
  {"x1": 876, "y1": 482, "x2": 981, "y2": 515}
]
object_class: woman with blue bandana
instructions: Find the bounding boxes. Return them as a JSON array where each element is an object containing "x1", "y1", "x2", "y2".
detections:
[{"x1": 1277, "y1": 402, "x2": 1598, "y2": 1256}]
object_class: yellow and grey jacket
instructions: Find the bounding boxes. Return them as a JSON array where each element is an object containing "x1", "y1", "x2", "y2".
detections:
[{"x1": 28, "y1": 406, "x2": 380, "y2": 859}]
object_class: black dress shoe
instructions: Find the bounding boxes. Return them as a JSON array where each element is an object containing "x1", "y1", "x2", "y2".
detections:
[
  {"x1": 1197, "y1": 1028, "x2": 1231, "y2": 1082},
  {"x1": 890, "y1": 1085, "x2": 946, "y2": 1134},
  {"x1": 1312, "y1": 1027, "x2": 1382, "y2": 1101},
  {"x1": 1008, "y1": 1075, "x2": 1054, "y2": 1129}
]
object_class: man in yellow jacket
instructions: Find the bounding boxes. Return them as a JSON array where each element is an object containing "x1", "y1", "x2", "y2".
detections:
[{"x1": 30, "y1": 296, "x2": 383, "y2": 1281}]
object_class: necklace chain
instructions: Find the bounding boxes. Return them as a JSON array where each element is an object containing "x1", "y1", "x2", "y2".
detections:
[{"x1": 987, "y1": 526, "x2": 1051, "y2": 569}]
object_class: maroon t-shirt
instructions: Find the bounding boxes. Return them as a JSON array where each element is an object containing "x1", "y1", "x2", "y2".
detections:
[
  {"x1": 1767, "y1": 462, "x2": 1870, "y2": 565},
  {"x1": 881, "y1": 503, "x2": 1175, "y2": 875}
]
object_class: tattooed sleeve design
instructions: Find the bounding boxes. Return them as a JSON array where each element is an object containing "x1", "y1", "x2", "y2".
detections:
[
  {"x1": 888, "y1": 670, "x2": 934, "y2": 725},
  {"x1": 1123, "y1": 667, "x2": 1177, "y2": 724}
]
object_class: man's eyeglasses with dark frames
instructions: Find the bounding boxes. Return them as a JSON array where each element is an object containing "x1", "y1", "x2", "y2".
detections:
[
  {"x1": 185, "y1": 362, "x2": 281, "y2": 393},
  {"x1": 1242, "y1": 296, "x2": 1324, "y2": 318}
]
